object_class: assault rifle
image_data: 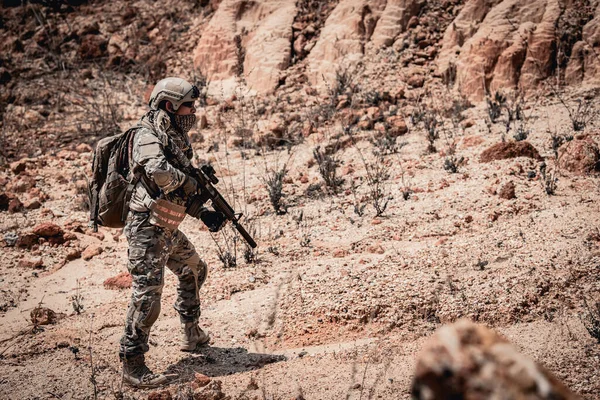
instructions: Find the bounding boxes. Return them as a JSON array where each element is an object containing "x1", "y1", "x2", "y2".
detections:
[{"x1": 186, "y1": 164, "x2": 257, "y2": 249}]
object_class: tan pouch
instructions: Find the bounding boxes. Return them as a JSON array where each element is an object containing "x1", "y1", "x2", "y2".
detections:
[{"x1": 149, "y1": 199, "x2": 187, "y2": 230}]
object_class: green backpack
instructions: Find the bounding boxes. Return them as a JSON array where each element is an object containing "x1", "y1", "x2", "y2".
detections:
[{"x1": 88, "y1": 126, "x2": 140, "y2": 231}]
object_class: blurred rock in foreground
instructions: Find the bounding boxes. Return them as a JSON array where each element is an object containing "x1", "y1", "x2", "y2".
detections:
[{"x1": 412, "y1": 320, "x2": 579, "y2": 400}]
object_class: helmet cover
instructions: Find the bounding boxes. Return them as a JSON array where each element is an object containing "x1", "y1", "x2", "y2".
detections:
[{"x1": 148, "y1": 77, "x2": 199, "y2": 111}]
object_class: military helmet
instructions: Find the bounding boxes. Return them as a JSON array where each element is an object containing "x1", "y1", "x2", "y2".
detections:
[{"x1": 148, "y1": 77, "x2": 200, "y2": 111}]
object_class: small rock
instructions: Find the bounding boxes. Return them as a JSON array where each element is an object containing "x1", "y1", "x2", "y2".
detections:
[
  {"x1": 103, "y1": 272, "x2": 132, "y2": 289},
  {"x1": 24, "y1": 198, "x2": 42, "y2": 210},
  {"x1": 558, "y1": 136, "x2": 600, "y2": 175},
  {"x1": 407, "y1": 15, "x2": 419, "y2": 28},
  {"x1": 33, "y1": 222, "x2": 64, "y2": 238},
  {"x1": 461, "y1": 119, "x2": 475, "y2": 129},
  {"x1": 199, "y1": 114, "x2": 208, "y2": 129},
  {"x1": 30, "y1": 306, "x2": 57, "y2": 325},
  {"x1": 8, "y1": 197, "x2": 23, "y2": 213},
  {"x1": 194, "y1": 372, "x2": 211, "y2": 388},
  {"x1": 407, "y1": 75, "x2": 425, "y2": 88},
  {"x1": 18, "y1": 257, "x2": 44, "y2": 269},
  {"x1": 3, "y1": 232, "x2": 18, "y2": 246},
  {"x1": 66, "y1": 248, "x2": 82, "y2": 261},
  {"x1": 333, "y1": 249, "x2": 347, "y2": 258},
  {"x1": 10, "y1": 160, "x2": 27, "y2": 174},
  {"x1": 17, "y1": 233, "x2": 39, "y2": 249},
  {"x1": 368, "y1": 244, "x2": 385, "y2": 254},
  {"x1": 498, "y1": 181, "x2": 516, "y2": 200},
  {"x1": 63, "y1": 232, "x2": 78, "y2": 242},
  {"x1": 75, "y1": 143, "x2": 93, "y2": 153},
  {"x1": 82, "y1": 245, "x2": 103, "y2": 261},
  {"x1": 147, "y1": 390, "x2": 172, "y2": 400}
]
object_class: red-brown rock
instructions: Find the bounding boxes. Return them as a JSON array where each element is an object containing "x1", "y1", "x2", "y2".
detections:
[
  {"x1": 147, "y1": 390, "x2": 172, "y2": 400},
  {"x1": 412, "y1": 320, "x2": 578, "y2": 400},
  {"x1": 8, "y1": 197, "x2": 23, "y2": 213},
  {"x1": 18, "y1": 257, "x2": 44, "y2": 269},
  {"x1": 194, "y1": 372, "x2": 212, "y2": 388},
  {"x1": 66, "y1": 248, "x2": 82, "y2": 261},
  {"x1": 17, "y1": 233, "x2": 39, "y2": 249},
  {"x1": 103, "y1": 272, "x2": 132, "y2": 290},
  {"x1": 82, "y1": 245, "x2": 103, "y2": 261},
  {"x1": 23, "y1": 198, "x2": 42, "y2": 210},
  {"x1": 558, "y1": 136, "x2": 600, "y2": 175},
  {"x1": 386, "y1": 116, "x2": 408, "y2": 136},
  {"x1": 480, "y1": 141, "x2": 542, "y2": 163},
  {"x1": 10, "y1": 160, "x2": 27, "y2": 174},
  {"x1": 30, "y1": 307, "x2": 57, "y2": 325},
  {"x1": 498, "y1": 181, "x2": 516, "y2": 200},
  {"x1": 407, "y1": 74, "x2": 425, "y2": 88},
  {"x1": 33, "y1": 222, "x2": 64, "y2": 238}
]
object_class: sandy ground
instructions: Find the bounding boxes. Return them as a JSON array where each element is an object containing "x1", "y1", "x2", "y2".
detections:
[{"x1": 1, "y1": 92, "x2": 600, "y2": 399}]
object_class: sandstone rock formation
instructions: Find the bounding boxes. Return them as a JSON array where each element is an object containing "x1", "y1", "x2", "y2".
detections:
[
  {"x1": 437, "y1": 0, "x2": 600, "y2": 101},
  {"x1": 193, "y1": 0, "x2": 297, "y2": 94},
  {"x1": 306, "y1": 0, "x2": 424, "y2": 87},
  {"x1": 412, "y1": 320, "x2": 580, "y2": 400},
  {"x1": 194, "y1": 0, "x2": 425, "y2": 93},
  {"x1": 371, "y1": 0, "x2": 425, "y2": 48}
]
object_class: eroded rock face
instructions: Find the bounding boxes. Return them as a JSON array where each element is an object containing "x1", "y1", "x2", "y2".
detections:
[
  {"x1": 193, "y1": 0, "x2": 297, "y2": 94},
  {"x1": 370, "y1": 0, "x2": 425, "y2": 48},
  {"x1": 193, "y1": 0, "x2": 425, "y2": 93},
  {"x1": 306, "y1": 0, "x2": 387, "y2": 86},
  {"x1": 412, "y1": 320, "x2": 579, "y2": 400},
  {"x1": 437, "y1": 0, "x2": 600, "y2": 101}
]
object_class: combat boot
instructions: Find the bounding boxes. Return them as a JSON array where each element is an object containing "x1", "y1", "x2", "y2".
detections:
[
  {"x1": 122, "y1": 354, "x2": 168, "y2": 388},
  {"x1": 180, "y1": 322, "x2": 210, "y2": 351}
]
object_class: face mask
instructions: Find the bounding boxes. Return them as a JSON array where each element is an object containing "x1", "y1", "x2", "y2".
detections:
[{"x1": 173, "y1": 114, "x2": 197, "y2": 134}]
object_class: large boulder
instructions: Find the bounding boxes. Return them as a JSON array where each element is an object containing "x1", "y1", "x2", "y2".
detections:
[{"x1": 412, "y1": 320, "x2": 579, "y2": 400}]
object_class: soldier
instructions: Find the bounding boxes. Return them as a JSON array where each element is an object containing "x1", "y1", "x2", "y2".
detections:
[{"x1": 119, "y1": 77, "x2": 226, "y2": 388}]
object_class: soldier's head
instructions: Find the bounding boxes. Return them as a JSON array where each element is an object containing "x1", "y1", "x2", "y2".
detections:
[{"x1": 148, "y1": 77, "x2": 199, "y2": 133}]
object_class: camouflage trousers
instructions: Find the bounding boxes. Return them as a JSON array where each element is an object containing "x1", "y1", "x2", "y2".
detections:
[{"x1": 119, "y1": 211, "x2": 208, "y2": 359}]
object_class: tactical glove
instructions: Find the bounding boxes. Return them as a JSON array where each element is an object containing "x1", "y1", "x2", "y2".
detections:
[
  {"x1": 200, "y1": 209, "x2": 227, "y2": 232},
  {"x1": 182, "y1": 176, "x2": 199, "y2": 195}
]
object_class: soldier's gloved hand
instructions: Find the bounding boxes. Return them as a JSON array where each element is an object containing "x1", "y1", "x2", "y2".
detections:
[
  {"x1": 200, "y1": 210, "x2": 227, "y2": 232},
  {"x1": 182, "y1": 176, "x2": 199, "y2": 195}
]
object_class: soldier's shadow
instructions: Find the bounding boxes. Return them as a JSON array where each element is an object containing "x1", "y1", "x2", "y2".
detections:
[{"x1": 165, "y1": 346, "x2": 286, "y2": 380}]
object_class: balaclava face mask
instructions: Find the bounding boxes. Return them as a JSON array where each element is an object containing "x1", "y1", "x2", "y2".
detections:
[{"x1": 172, "y1": 113, "x2": 197, "y2": 134}]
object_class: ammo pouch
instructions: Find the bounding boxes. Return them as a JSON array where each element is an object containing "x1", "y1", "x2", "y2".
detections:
[{"x1": 148, "y1": 199, "x2": 187, "y2": 230}]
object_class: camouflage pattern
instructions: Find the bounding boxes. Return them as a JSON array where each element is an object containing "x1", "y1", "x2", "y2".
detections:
[
  {"x1": 128, "y1": 109, "x2": 194, "y2": 212},
  {"x1": 119, "y1": 108, "x2": 207, "y2": 360},
  {"x1": 119, "y1": 211, "x2": 208, "y2": 358}
]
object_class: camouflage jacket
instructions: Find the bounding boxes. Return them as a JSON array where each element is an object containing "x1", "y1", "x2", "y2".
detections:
[{"x1": 128, "y1": 109, "x2": 194, "y2": 212}]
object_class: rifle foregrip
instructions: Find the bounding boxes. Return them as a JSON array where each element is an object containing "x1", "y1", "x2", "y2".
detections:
[{"x1": 234, "y1": 222, "x2": 257, "y2": 249}]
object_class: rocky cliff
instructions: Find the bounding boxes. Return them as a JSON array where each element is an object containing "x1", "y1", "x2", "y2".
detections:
[{"x1": 192, "y1": 0, "x2": 600, "y2": 98}]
